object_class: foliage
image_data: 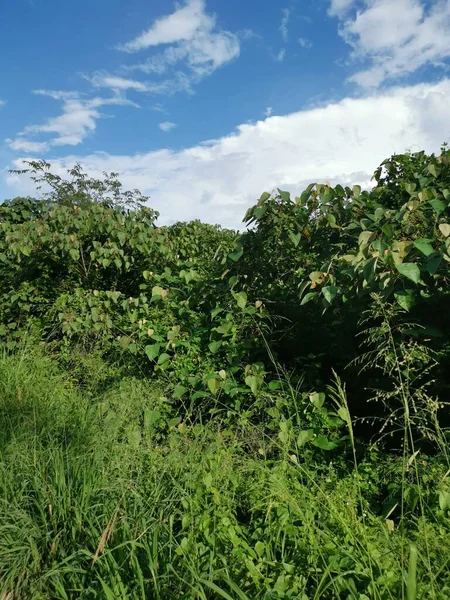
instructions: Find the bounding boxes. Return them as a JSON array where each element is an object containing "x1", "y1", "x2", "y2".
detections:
[
  {"x1": 1, "y1": 149, "x2": 450, "y2": 597},
  {"x1": 0, "y1": 348, "x2": 450, "y2": 599}
]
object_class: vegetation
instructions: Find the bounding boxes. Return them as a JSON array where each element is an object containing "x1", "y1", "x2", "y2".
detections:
[{"x1": 0, "y1": 148, "x2": 449, "y2": 598}]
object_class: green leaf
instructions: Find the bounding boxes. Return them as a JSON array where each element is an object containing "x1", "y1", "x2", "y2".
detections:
[
  {"x1": 427, "y1": 163, "x2": 439, "y2": 177},
  {"x1": 191, "y1": 391, "x2": 210, "y2": 400},
  {"x1": 157, "y1": 353, "x2": 170, "y2": 365},
  {"x1": 413, "y1": 239, "x2": 434, "y2": 256},
  {"x1": 255, "y1": 541, "x2": 265, "y2": 557},
  {"x1": 297, "y1": 429, "x2": 314, "y2": 447},
  {"x1": 359, "y1": 231, "x2": 375, "y2": 246},
  {"x1": 337, "y1": 406, "x2": 350, "y2": 424},
  {"x1": 118, "y1": 336, "x2": 132, "y2": 350},
  {"x1": 300, "y1": 292, "x2": 316, "y2": 305},
  {"x1": 310, "y1": 392, "x2": 325, "y2": 408},
  {"x1": 309, "y1": 271, "x2": 325, "y2": 283},
  {"x1": 253, "y1": 206, "x2": 267, "y2": 220},
  {"x1": 374, "y1": 207, "x2": 384, "y2": 221},
  {"x1": 439, "y1": 490, "x2": 450, "y2": 511},
  {"x1": 426, "y1": 254, "x2": 442, "y2": 275},
  {"x1": 312, "y1": 435, "x2": 337, "y2": 451},
  {"x1": 382, "y1": 224, "x2": 394, "y2": 239},
  {"x1": 322, "y1": 286, "x2": 338, "y2": 304},
  {"x1": 363, "y1": 258, "x2": 377, "y2": 282},
  {"x1": 208, "y1": 340, "x2": 222, "y2": 353},
  {"x1": 396, "y1": 262, "x2": 421, "y2": 284},
  {"x1": 228, "y1": 247, "x2": 243, "y2": 262},
  {"x1": 144, "y1": 410, "x2": 161, "y2": 428},
  {"x1": 145, "y1": 343, "x2": 161, "y2": 361},
  {"x1": 152, "y1": 286, "x2": 168, "y2": 300},
  {"x1": 394, "y1": 290, "x2": 416, "y2": 311},
  {"x1": 430, "y1": 199, "x2": 447, "y2": 214},
  {"x1": 288, "y1": 231, "x2": 301, "y2": 247},
  {"x1": 327, "y1": 213, "x2": 337, "y2": 227},
  {"x1": 207, "y1": 378, "x2": 221, "y2": 395},
  {"x1": 268, "y1": 380, "x2": 282, "y2": 390},
  {"x1": 278, "y1": 189, "x2": 290, "y2": 202},
  {"x1": 173, "y1": 385, "x2": 188, "y2": 399},
  {"x1": 232, "y1": 291, "x2": 247, "y2": 309},
  {"x1": 245, "y1": 375, "x2": 259, "y2": 395}
]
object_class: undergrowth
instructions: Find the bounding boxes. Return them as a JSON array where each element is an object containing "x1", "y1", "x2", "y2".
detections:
[{"x1": 0, "y1": 344, "x2": 449, "y2": 599}]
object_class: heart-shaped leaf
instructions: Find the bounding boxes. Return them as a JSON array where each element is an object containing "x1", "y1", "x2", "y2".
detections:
[
  {"x1": 145, "y1": 343, "x2": 161, "y2": 362},
  {"x1": 396, "y1": 262, "x2": 420, "y2": 284}
]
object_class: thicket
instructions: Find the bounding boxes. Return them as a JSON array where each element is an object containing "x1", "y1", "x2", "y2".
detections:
[{"x1": 0, "y1": 148, "x2": 449, "y2": 598}]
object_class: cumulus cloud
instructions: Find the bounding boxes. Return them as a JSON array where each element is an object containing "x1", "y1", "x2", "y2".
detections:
[
  {"x1": 6, "y1": 89, "x2": 135, "y2": 153},
  {"x1": 328, "y1": 0, "x2": 354, "y2": 17},
  {"x1": 159, "y1": 121, "x2": 177, "y2": 132},
  {"x1": 332, "y1": 0, "x2": 450, "y2": 87},
  {"x1": 6, "y1": 139, "x2": 50, "y2": 153},
  {"x1": 6, "y1": 80, "x2": 450, "y2": 229}
]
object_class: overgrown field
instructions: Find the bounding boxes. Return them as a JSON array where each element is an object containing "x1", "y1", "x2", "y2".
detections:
[{"x1": 1, "y1": 149, "x2": 450, "y2": 598}]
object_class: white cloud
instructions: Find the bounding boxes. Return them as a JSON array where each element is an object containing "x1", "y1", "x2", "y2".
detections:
[
  {"x1": 6, "y1": 89, "x2": 135, "y2": 154},
  {"x1": 0, "y1": 100, "x2": 5, "y2": 108},
  {"x1": 328, "y1": 0, "x2": 354, "y2": 17},
  {"x1": 118, "y1": 0, "x2": 212, "y2": 52},
  {"x1": 5, "y1": 138, "x2": 50, "y2": 153},
  {"x1": 298, "y1": 37, "x2": 312, "y2": 48},
  {"x1": 118, "y1": 0, "x2": 240, "y2": 87},
  {"x1": 90, "y1": 74, "x2": 149, "y2": 92},
  {"x1": 6, "y1": 80, "x2": 450, "y2": 229},
  {"x1": 151, "y1": 103, "x2": 167, "y2": 113},
  {"x1": 265, "y1": 106, "x2": 273, "y2": 117},
  {"x1": 275, "y1": 49, "x2": 286, "y2": 62},
  {"x1": 333, "y1": 0, "x2": 450, "y2": 87},
  {"x1": 159, "y1": 121, "x2": 177, "y2": 132},
  {"x1": 279, "y1": 8, "x2": 290, "y2": 42}
]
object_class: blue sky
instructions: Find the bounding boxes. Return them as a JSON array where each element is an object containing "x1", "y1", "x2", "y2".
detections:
[{"x1": 2, "y1": 0, "x2": 450, "y2": 227}]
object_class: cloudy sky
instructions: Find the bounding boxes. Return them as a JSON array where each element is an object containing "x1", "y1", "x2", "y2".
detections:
[{"x1": 1, "y1": 0, "x2": 450, "y2": 228}]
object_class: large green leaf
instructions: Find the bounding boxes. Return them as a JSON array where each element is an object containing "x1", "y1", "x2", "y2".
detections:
[
  {"x1": 322, "y1": 286, "x2": 338, "y2": 304},
  {"x1": 157, "y1": 353, "x2": 170, "y2": 365},
  {"x1": 232, "y1": 291, "x2": 247, "y2": 309},
  {"x1": 297, "y1": 429, "x2": 314, "y2": 447},
  {"x1": 310, "y1": 392, "x2": 325, "y2": 408},
  {"x1": 413, "y1": 239, "x2": 434, "y2": 257},
  {"x1": 145, "y1": 343, "x2": 161, "y2": 362},
  {"x1": 312, "y1": 435, "x2": 337, "y2": 451},
  {"x1": 396, "y1": 262, "x2": 421, "y2": 284},
  {"x1": 288, "y1": 231, "x2": 301, "y2": 247},
  {"x1": 208, "y1": 341, "x2": 222, "y2": 353},
  {"x1": 394, "y1": 290, "x2": 416, "y2": 311}
]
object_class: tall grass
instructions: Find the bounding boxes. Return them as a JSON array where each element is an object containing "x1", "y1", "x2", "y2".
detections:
[{"x1": 0, "y1": 344, "x2": 449, "y2": 598}]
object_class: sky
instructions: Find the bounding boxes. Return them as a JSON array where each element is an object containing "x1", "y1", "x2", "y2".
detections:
[{"x1": 1, "y1": 0, "x2": 450, "y2": 228}]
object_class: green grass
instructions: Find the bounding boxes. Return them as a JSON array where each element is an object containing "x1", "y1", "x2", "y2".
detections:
[{"x1": 0, "y1": 347, "x2": 449, "y2": 599}]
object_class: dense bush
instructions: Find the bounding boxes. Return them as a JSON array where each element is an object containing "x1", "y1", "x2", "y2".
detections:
[{"x1": 0, "y1": 149, "x2": 449, "y2": 597}]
